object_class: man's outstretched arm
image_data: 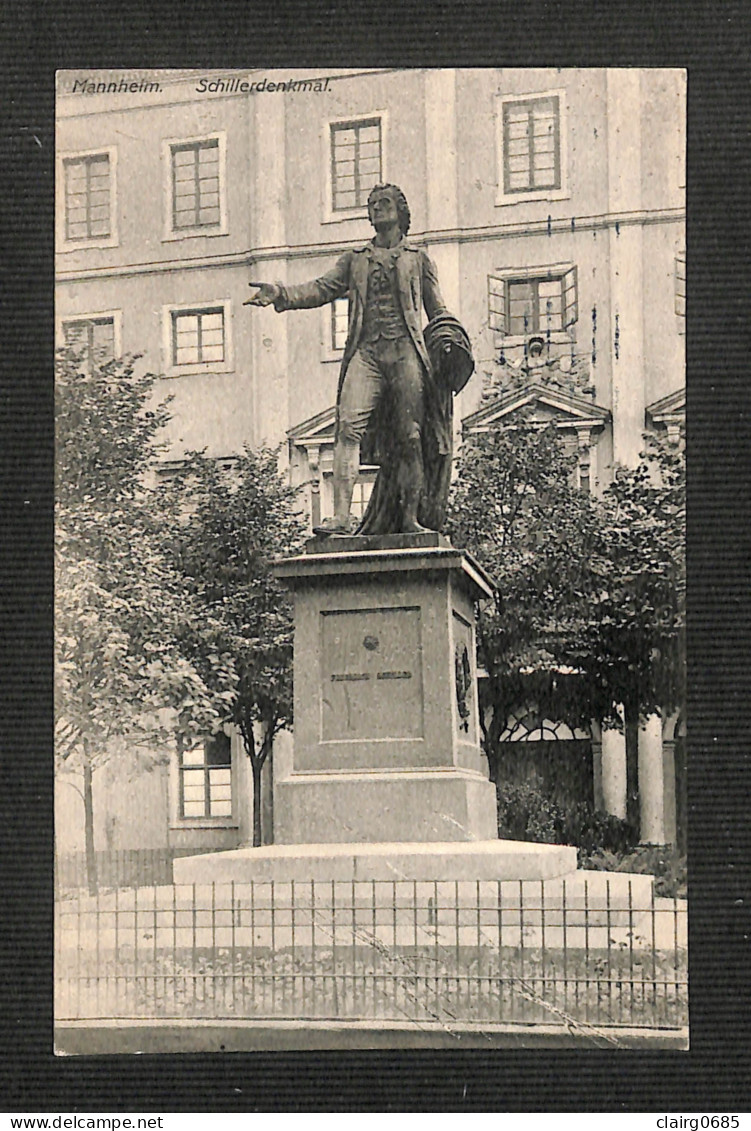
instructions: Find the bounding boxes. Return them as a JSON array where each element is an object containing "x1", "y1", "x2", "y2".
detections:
[{"x1": 245, "y1": 252, "x2": 352, "y2": 311}]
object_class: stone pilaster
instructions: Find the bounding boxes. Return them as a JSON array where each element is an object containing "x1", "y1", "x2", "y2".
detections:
[
  {"x1": 249, "y1": 93, "x2": 290, "y2": 454},
  {"x1": 600, "y1": 720, "x2": 628, "y2": 820},
  {"x1": 607, "y1": 68, "x2": 645, "y2": 469},
  {"x1": 638, "y1": 714, "x2": 666, "y2": 844}
]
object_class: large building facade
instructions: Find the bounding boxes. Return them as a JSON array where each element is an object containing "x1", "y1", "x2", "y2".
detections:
[{"x1": 55, "y1": 68, "x2": 686, "y2": 862}]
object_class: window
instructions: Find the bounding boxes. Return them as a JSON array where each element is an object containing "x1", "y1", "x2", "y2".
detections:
[
  {"x1": 62, "y1": 315, "x2": 116, "y2": 368},
  {"x1": 488, "y1": 266, "x2": 578, "y2": 339},
  {"x1": 321, "y1": 297, "x2": 349, "y2": 361},
  {"x1": 320, "y1": 466, "x2": 375, "y2": 526},
  {"x1": 172, "y1": 307, "x2": 225, "y2": 366},
  {"x1": 502, "y1": 96, "x2": 561, "y2": 195},
  {"x1": 179, "y1": 734, "x2": 232, "y2": 818},
  {"x1": 163, "y1": 300, "x2": 233, "y2": 374},
  {"x1": 331, "y1": 297, "x2": 348, "y2": 352},
  {"x1": 351, "y1": 474, "x2": 375, "y2": 521},
  {"x1": 171, "y1": 139, "x2": 221, "y2": 229},
  {"x1": 330, "y1": 118, "x2": 382, "y2": 213},
  {"x1": 675, "y1": 253, "x2": 685, "y2": 332},
  {"x1": 495, "y1": 90, "x2": 568, "y2": 206},
  {"x1": 63, "y1": 152, "x2": 111, "y2": 241},
  {"x1": 162, "y1": 133, "x2": 227, "y2": 240}
]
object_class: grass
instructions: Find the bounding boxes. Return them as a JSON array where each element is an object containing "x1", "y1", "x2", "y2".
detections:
[{"x1": 56, "y1": 941, "x2": 687, "y2": 1029}]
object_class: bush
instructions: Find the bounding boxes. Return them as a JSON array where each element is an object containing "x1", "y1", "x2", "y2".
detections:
[
  {"x1": 496, "y1": 782, "x2": 562, "y2": 844},
  {"x1": 495, "y1": 781, "x2": 686, "y2": 899},
  {"x1": 561, "y1": 801, "x2": 637, "y2": 856},
  {"x1": 582, "y1": 845, "x2": 687, "y2": 899},
  {"x1": 495, "y1": 782, "x2": 637, "y2": 855}
]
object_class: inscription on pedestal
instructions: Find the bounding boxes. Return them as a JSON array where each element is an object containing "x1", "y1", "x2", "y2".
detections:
[{"x1": 320, "y1": 607, "x2": 423, "y2": 742}]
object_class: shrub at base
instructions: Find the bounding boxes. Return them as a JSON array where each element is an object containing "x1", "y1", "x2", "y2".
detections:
[
  {"x1": 495, "y1": 781, "x2": 637, "y2": 855},
  {"x1": 495, "y1": 781, "x2": 686, "y2": 898}
]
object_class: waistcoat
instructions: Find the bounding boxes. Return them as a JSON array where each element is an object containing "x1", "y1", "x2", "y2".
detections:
[{"x1": 359, "y1": 252, "x2": 409, "y2": 343}]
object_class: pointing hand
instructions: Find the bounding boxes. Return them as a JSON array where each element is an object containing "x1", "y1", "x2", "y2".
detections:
[{"x1": 244, "y1": 281, "x2": 281, "y2": 307}]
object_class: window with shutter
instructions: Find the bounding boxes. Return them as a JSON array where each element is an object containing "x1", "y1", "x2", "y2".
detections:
[
  {"x1": 62, "y1": 316, "x2": 116, "y2": 370},
  {"x1": 487, "y1": 267, "x2": 579, "y2": 341},
  {"x1": 562, "y1": 266, "x2": 578, "y2": 327},
  {"x1": 675, "y1": 254, "x2": 686, "y2": 330},
  {"x1": 488, "y1": 275, "x2": 507, "y2": 335}
]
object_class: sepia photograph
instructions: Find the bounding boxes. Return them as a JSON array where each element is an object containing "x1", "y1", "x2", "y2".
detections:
[{"x1": 53, "y1": 66, "x2": 687, "y2": 1055}]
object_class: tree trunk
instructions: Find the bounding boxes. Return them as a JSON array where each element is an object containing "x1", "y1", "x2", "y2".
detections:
[
  {"x1": 251, "y1": 756, "x2": 263, "y2": 848},
  {"x1": 238, "y1": 718, "x2": 266, "y2": 848},
  {"x1": 262, "y1": 747, "x2": 274, "y2": 845},
  {"x1": 624, "y1": 701, "x2": 640, "y2": 836},
  {"x1": 82, "y1": 757, "x2": 97, "y2": 895}
]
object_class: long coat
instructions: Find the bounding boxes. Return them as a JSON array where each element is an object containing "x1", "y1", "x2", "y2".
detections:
[
  {"x1": 276, "y1": 238, "x2": 449, "y2": 403},
  {"x1": 276, "y1": 239, "x2": 455, "y2": 534}
]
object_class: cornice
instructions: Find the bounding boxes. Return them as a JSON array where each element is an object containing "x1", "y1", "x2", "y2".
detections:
[{"x1": 55, "y1": 207, "x2": 685, "y2": 285}]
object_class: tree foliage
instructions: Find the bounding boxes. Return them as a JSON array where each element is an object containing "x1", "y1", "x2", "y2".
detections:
[
  {"x1": 162, "y1": 447, "x2": 306, "y2": 846},
  {"x1": 591, "y1": 432, "x2": 686, "y2": 721},
  {"x1": 445, "y1": 417, "x2": 603, "y2": 757},
  {"x1": 55, "y1": 350, "x2": 234, "y2": 890},
  {"x1": 445, "y1": 416, "x2": 686, "y2": 814}
]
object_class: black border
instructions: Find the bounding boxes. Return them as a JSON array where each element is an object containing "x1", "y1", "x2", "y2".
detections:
[{"x1": 2, "y1": 0, "x2": 751, "y2": 1112}]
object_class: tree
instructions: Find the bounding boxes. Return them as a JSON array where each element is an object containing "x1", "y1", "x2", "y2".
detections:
[
  {"x1": 582, "y1": 432, "x2": 686, "y2": 825},
  {"x1": 162, "y1": 447, "x2": 306, "y2": 847},
  {"x1": 55, "y1": 349, "x2": 235, "y2": 892},
  {"x1": 445, "y1": 416, "x2": 605, "y2": 777},
  {"x1": 445, "y1": 416, "x2": 685, "y2": 835}
]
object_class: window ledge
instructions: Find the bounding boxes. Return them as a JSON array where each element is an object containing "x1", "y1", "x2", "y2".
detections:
[
  {"x1": 163, "y1": 364, "x2": 235, "y2": 379},
  {"x1": 58, "y1": 237, "x2": 120, "y2": 252},
  {"x1": 495, "y1": 189, "x2": 571, "y2": 208},
  {"x1": 321, "y1": 209, "x2": 371, "y2": 226},
  {"x1": 162, "y1": 226, "x2": 229, "y2": 242},
  {"x1": 170, "y1": 822, "x2": 239, "y2": 831},
  {"x1": 500, "y1": 331, "x2": 575, "y2": 347}
]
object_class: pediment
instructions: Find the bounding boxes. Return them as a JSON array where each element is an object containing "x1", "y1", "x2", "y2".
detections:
[
  {"x1": 462, "y1": 382, "x2": 610, "y2": 436},
  {"x1": 287, "y1": 404, "x2": 336, "y2": 448},
  {"x1": 646, "y1": 387, "x2": 685, "y2": 424}
]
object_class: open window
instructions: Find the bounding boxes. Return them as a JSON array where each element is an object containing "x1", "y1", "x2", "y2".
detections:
[{"x1": 488, "y1": 265, "x2": 578, "y2": 345}]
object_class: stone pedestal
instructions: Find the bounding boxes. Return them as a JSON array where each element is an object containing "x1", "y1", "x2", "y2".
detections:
[
  {"x1": 174, "y1": 533, "x2": 584, "y2": 888},
  {"x1": 271, "y1": 532, "x2": 498, "y2": 844}
]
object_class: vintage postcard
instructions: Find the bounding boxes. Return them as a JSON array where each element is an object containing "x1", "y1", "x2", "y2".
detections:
[{"x1": 54, "y1": 67, "x2": 687, "y2": 1055}]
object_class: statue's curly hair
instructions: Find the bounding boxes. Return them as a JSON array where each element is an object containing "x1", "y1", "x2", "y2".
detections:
[{"x1": 367, "y1": 183, "x2": 411, "y2": 235}]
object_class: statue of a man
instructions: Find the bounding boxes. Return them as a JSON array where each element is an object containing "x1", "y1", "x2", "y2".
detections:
[{"x1": 247, "y1": 183, "x2": 472, "y2": 536}]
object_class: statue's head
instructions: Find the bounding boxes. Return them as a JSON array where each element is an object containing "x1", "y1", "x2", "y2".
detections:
[{"x1": 367, "y1": 183, "x2": 411, "y2": 236}]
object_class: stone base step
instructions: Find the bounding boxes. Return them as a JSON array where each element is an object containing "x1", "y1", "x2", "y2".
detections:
[
  {"x1": 173, "y1": 838, "x2": 578, "y2": 886},
  {"x1": 171, "y1": 845, "x2": 666, "y2": 947}
]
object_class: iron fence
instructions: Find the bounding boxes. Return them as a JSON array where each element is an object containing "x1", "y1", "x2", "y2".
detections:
[{"x1": 55, "y1": 876, "x2": 687, "y2": 1032}]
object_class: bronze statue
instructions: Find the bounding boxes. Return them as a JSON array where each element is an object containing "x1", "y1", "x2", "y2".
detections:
[{"x1": 246, "y1": 183, "x2": 473, "y2": 536}]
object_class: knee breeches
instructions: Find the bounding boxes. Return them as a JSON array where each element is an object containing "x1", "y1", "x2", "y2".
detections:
[{"x1": 337, "y1": 338, "x2": 424, "y2": 445}]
